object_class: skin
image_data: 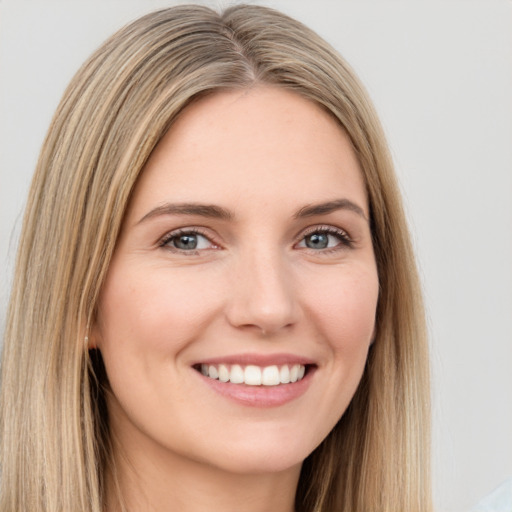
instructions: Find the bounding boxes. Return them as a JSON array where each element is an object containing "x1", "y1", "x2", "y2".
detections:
[{"x1": 94, "y1": 86, "x2": 379, "y2": 512}]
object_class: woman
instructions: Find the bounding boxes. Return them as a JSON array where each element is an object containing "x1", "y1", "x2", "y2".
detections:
[{"x1": 0, "y1": 4, "x2": 431, "y2": 512}]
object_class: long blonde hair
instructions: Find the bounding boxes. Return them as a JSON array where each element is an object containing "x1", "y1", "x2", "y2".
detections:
[{"x1": 0, "y1": 5, "x2": 431, "y2": 511}]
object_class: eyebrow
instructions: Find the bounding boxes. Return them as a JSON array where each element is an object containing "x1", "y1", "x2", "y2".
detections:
[
  {"x1": 137, "y1": 198, "x2": 367, "y2": 225},
  {"x1": 137, "y1": 203, "x2": 233, "y2": 224},
  {"x1": 294, "y1": 199, "x2": 368, "y2": 221}
]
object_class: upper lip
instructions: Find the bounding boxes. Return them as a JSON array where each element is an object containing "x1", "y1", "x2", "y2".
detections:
[{"x1": 191, "y1": 353, "x2": 316, "y2": 367}]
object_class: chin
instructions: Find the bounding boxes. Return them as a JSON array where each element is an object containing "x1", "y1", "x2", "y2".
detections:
[
  {"x1": 211, "y1": 451, "x2": 305, "y2": 476},
  {"x1": 195, "y1": 431, "x2": 322, "y2": 476}
]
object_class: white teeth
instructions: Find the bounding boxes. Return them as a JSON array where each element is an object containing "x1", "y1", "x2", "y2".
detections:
[
  {"x1": 208, "y1": 365, "x2": 218, "y2": 379},
  {"x1": 262, "y1": 365, "x2": 280, "y2": 386},
  {"x1": 230, "y1": 364, "x2": 244, "y2": 384},
  {"x1": 279, "y1": 365, "x2": 290, "y2": 384},
  {"x1": 261, "y1": 366, "x2": 281, "y2": 386},
  {"x1": 199, "y1": 363, "x2": 307, "y2": 386},
  {"x1": 218, "y1": 364, "x2": 229, "y2": 382},
  {"x1": 289, "y1": 364, "x2": 299, "y2": 383},
  {"x1": 244, "y1": 365, "x2": 262, "y2": 385}
]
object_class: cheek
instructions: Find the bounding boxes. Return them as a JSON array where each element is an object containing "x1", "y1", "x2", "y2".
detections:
[
  {"x1": 292, "y1": 264, "x2": 378, "y2": 443},
  {"x1": 96, "y1": 262, "x2": 225, "y2": 358},
  {"x1": 94, "y1": 263, "x2": 228, "y2": 431},
  {"x1": 303, "y1": 264, "x2": 379, "y2": 356}
]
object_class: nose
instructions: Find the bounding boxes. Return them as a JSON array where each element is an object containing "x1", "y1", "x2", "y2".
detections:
[{"x1": 225, "y1": 248, "x2": 300, "y2": 336}]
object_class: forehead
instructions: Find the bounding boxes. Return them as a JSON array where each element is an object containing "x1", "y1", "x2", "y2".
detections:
[{"x1": 128, "y1": 86, "x2": 368, "y2": 220}]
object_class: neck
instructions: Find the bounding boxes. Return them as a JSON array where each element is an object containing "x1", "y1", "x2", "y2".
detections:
[{"x1": 105, "y1": 432, "x2": 301, "y2": 512}]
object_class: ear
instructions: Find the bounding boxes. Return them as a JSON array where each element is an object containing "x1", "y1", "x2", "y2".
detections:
[
  {"x1": 85, "y1": 318, "x2": 101, "y2": 350},
  {"x1": 85, "y1": 331, "x2": 96, "y2": 350}
]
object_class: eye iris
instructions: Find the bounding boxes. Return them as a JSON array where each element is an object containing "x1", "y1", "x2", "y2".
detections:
[
  {"x1": 305, "y1": 232, "x2": 329, "y2": 249},
  {"x1": 174, "y1": 234, "x2": 197, "y2": 250}
]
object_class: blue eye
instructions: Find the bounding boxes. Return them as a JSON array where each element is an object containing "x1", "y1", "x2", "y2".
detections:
[
  {"x1": 161, "y1": 230, "x2": 213, "y2": 252},
  {"x1": 298, "y1": 228, "x2": 352, "y2": 251},
  {"x1": 304, "y1": 232, "x2": 330, "y2": 249}
]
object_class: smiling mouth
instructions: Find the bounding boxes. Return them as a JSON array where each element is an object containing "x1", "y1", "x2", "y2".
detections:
[{"x1": 194, "y1": 363, "x2": 310, "y2": 386}]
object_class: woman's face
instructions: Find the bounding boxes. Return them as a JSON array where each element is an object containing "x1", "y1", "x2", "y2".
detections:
[{"x1": 95, "y1": 86, "x2": 379, "y2": 477}]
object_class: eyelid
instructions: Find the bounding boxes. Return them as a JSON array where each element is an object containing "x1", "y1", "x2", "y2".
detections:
[
  {"x1": 299, "y1": 224, "x2": 351, "y2": 238},
  {"x1": 158, "y1": 227, "x2": 220, "y2": 253},
  {"x1": 156, "y1": 224, "x2": 354, "y2": 254},
  {"x1": 295, "y1": 224, "x2": 354, "y2": 250}
]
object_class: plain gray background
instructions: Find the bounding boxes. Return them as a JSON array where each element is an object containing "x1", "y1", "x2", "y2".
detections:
[{"x1": 1, "y1": 1, "x2": 511, "y2": 511}]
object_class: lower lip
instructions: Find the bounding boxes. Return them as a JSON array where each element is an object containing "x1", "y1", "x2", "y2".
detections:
[{"x1": 196, "y1": 367, "x2": 315, "y2": 407}]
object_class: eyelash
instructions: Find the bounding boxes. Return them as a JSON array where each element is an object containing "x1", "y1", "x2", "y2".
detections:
[
  {"x1": 159, "y1": 228, "x2": 215, "y2": 255},
  {"x1": 298, "y1": 225, "x2": 354, "y2": 253},
  {"x1": 158, "y1": 225, "x2": 353, "y2": 254}
]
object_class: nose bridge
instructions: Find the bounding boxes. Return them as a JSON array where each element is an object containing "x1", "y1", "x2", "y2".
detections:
[{"x1": 226, "y1": 242, "x2": 298, "y2": 334}]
